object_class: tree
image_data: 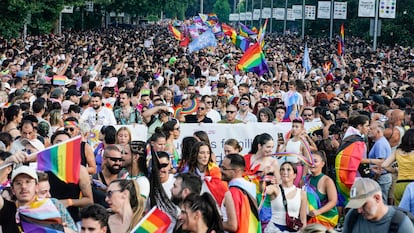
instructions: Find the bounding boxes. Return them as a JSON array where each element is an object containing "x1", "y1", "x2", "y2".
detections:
[
  {"x1": 0, "y1": 0, "x2": 30, "y2": 39},
  {"x1": 214, "y1": 0, "x2": 231, "y2": 23}
]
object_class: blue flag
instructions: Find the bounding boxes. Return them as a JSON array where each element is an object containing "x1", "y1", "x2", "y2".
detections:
[
  {"x1": 188, "y1": 30, "x2": 217, "y2": 54},
  {"x1": 302, "y1": 43, "x2": 311, "y2": 74}
]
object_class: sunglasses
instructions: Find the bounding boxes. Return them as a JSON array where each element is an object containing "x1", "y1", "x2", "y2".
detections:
[
  {"x1": 226, "y1": 111, "x2": 236, "y2": 114},
  {"x1": 159, "y1": 163, "x2": 169, "y2": 169},
  {"x1": 303, "y1": 114, "x2": 312, "y2": 117},
  {"x1": 198, "y1": 107, "x2": 205, "y2": 110},
  {"x1": 64, "y1": 127, "x2": 75, "y2": 132},
  {"x1": 106, "y1": 157, "x2": 124, "y2": 162},
  {"x1": 205, "y1": 101, "x2": 213, "y2": 104},
  {"x1": 106, "y1": 189, "x2": 122, "y2": 198},
  {"x1": 240, "y1": 102, "x2": 249, "y2": 106}
]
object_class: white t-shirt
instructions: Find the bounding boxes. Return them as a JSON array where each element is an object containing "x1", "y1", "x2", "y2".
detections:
[{"x1": 162, "y1": 174, "x2": 176, "y2": 199}]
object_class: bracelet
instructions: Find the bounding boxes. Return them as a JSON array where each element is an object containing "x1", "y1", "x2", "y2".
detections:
[{"x1": 67, "y1": 198, "x2": 73, "y2": 206}]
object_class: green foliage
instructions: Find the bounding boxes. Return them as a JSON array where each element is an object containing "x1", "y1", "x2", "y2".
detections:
[
  {"x1": 214, "y1": 0, "x2": 231, "y2": 22},
  {"x1": 0, "y1": 0, "x2": 30, "y2": 38}
]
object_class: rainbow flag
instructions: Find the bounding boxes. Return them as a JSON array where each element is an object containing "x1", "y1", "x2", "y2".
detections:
[
  {"x1": 239, "y1": 23, "x2": 257, "y2": 38},
  {"x1": 237, "y1": 42, "x2": 269, "y2": 76},
  {"x1": 335, "y1": 135, "x2": 365, "y2": 207},
  {"x1": 53, "y1": 75, "x2": 67, "y2": 86},
  {"x1": 168, "y1": 24, "x2": 182, "y2": 41},
  {"x1": 222, "y1": 23, "x2": 236, "y2": 37},
  {"x1": 130, "y1": 207, "x2": 171, "y2": 233},
  {"x1": 180, "y1": 98, "x2": 199, "y2": 115},
  {"x1": 257, "y1": 19, "x2": 268, "y2": 48},
  {"x1": 37, "y1": 136, "x2": 81, "y2": 184},
  {"x1": 231, "y1": 34, "x2": 250, "y2": 52},
  {"x1": 338, "y1": 24, "x2": 345, "y2": 56},
  {"x1": 229, "y1": 185, "x2": 262, "y2": 233}
]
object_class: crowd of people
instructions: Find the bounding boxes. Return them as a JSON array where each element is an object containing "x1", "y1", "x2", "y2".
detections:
[{"x1": 1, "y1": 22, "x2": 414, "y2": 233}]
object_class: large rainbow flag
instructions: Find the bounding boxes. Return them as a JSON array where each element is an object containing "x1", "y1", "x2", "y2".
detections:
[
  {"x1": 37, "y1": 136, "x2": 81, "y2": 184},
  {"x1": 52, "y1": 75, "x2": 67, "y2": 86},
  {"x1": 229, "y1": 185, "x2": 262, "y2": 233},
  {"x1": 236, "y1": 42, "x2": 269, "y2": 76},
  {"x1": 129, "y1": 207, "x2": 171, "y2": 233},
  {"x1": 304, "y1": 175, "x2": 338, "y2": 228},
  {"x1": 335, "y1": 134, "x2": 365, "y2": 207}
]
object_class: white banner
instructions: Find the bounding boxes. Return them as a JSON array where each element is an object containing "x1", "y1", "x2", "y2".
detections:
[
  {"x1": 229, "y1": 13, "x2": 239, "y2": 21},
  {"x1": 273, "y1": 8, "x2": 285, "y2": 20},
  {"x1": 61, "y1": 6, "x2": 74, "y2": 14},
  {"x1": 240, "y1": 12, "x2": 246, "y2": 21},
  {"x1": 379, "y1": 0, "x2": 396, "y2": 19},
  {"x1": 246, "y1": 12, "x2": 253, "y2": 20},
  {"x1": 318, "y1": 1, "x2": 331, "y2": 19},
  {"x1": 305, "y1": 5, "x2": 316, "y2": 20},
  {"x1": 253, "y1": 9, "x2": 261, "y2": 20},
  {"x1": 287, "y1": 9, "x2": 295, "y2": 21},
  {"x1": 262, "y1": 8, "x2": 272, "y2": 18},
  {"x1": 176, "y1": 122, "x2": 321, "y2": 163},
  {"x1": 292, "y1": 5, "x2": 303, "y2": 20},
  {"x1": 358, "y1": 0, "x2": 375, "y2": 17},
  {"x1": 89, "y1": 123, "x2": 321, "y2": 164},
  {"x1": 334, "y1": 2, "x2": 348, "y2": 19}
]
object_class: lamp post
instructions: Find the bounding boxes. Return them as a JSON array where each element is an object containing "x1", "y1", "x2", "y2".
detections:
[
  {"x1": 301, "y1": 0, "x2": 305, "y2": 39},
  {"x1": 373, "y1": 0, "x2": 379, "y2": 50},
  {"x1": 200, "y1": 0, "x2": 203, "y2": 14},
  {"x1": 283, "y1": 0, "x2": 288, "y2": 35},
  {"x1": 329, "y1": 0, "x2": 333, "y2": 41}
]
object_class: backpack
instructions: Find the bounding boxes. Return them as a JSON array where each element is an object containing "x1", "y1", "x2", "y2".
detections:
[{"x1": 347, "y1": 206, "x2": 414, "y2": 233}]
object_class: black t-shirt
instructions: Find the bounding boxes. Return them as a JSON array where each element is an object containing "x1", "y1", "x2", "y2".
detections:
[
  {"x1": 0, "y1": 199, "x2": 19, "y2": 233},
  {"x1": 184, "y1": 115, "x2": 213, "y2": 123}
]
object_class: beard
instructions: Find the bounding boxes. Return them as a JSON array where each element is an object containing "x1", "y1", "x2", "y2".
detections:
[
  {"x1": 93, "y1": 105, "x2": 100, "y2": 110},
  {"x1": 106, "y1": 164, "x2": 122, "y2": 174},
  {"x1": 171, "y1": 190, "x2": 183, "y2": 205}
]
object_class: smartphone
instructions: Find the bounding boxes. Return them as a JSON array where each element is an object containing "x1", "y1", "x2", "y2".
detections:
[{"x1": 278, "y1": 133, "x2": 284, "y2": 142}]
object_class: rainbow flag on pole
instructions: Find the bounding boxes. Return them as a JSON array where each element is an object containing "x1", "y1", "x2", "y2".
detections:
[
  {"x1": 168, "y1": 24, "x2": 183, "y2": 41},
  {"x1": 129, "y1": 207, "x2": 172, "y2": 233},
  {"x1": 37, "y1": 136, "x2": 81, "y2": 184},
  {"x1": 338, "y1": 24, "x2": 345, "y2": 56},
  {"x1": 236, "y1": 42, "x2": 269, "y2": 76}
]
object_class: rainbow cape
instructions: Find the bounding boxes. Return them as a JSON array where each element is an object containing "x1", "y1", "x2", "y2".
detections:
[
  {"x1": 37, "y1": 136, "x2": 81, "y2": 184},
  {"x1": 52, "y1": 75, "x2": 67, "y2": 86},
  {"x1": 303, "y1": 175, "x2": 338, "y2": 228},
  {"x1": 229, "y1": 185, "x2": 262, "y2": 233},
  {"x1": 168, "y1": 24, "x2": 183, "y2": 41},
  {"x1": 129, "y1": 207, "x2": 171, "y2": 233},
  {"x1": 335, "y1": 134, "x2": 365, "y2": 207},
  {"x1": 236, "y1": 42, "x2": 269, "y2": 76},
  {"x1": 18, "y1": 198, "x2": 64, "y2": 233}
]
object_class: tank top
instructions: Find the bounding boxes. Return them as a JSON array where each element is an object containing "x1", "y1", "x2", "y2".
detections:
[
  {"x1": 309, "y1": 173, "x2": 327, "y2": 202},
  {"x1": 270, "y1": 185, "x2": 302, "y2": 225},
  {"x1": 284, "y1": 139, "x2": 302, "y2": 163},
  {"x1": 80, "y1": 141, "x2": 86, "y2": 166},
  {"x1": 396, "y1": 150, "x2": 414, "y2": 180},
  {"x1": 47, "y1": 172, "x2": 81, "y2": 222}
]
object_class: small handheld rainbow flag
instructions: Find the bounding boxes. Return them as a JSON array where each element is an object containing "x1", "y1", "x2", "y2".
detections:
[
  {"x1": 53, "y1": 75, "x2": 67, "y2": 86},
  {"x1": 129, "y1": 207, "x2": 172, "y2": 233},
  {"x1": 37, "y1": 136, "x2": 81, "y2": 184}
]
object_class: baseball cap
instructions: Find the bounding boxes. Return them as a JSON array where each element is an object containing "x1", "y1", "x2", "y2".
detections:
[
  {"x1": 346, "y1": 178, "x2": 382, "y2": 209},
  {"x1": 11, "y1": 165, "x2": 38, "y2": 182},
  {"x1": 21, "y1": 139, "x2": 45, "y2": 152},
  {"x1": 65, "y1": 89, "x2": 81, "y2": 98}
]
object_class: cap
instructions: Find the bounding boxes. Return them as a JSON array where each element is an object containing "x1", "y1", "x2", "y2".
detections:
[
  {"x1": 16, "y1": 71, "x2": 28, "y2": 78},
  {"x1": 11, "y1": 165, "x2": 38, "y2": 182},
  {"x1": 371, "y1": 94, "x2": 385, "y2": 105},
  {"x1": 346, "y1": 178, "x2": 381, "y2": 209},
  {"x1": 50, "y1": 88, "x2": 63, "y2": 99},
  {"x1": 21, "y1": 139, "x2": 45, "y2": 152},
  {"x1": 65, "y1": 89, "x2": 81, "y2": 98}
]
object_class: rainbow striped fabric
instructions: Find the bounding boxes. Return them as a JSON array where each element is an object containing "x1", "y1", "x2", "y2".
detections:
[
  {"x1": 52, "y1": 75, "x2": 67, "y2": 86},
  {"x1": 335, "y1": 135, "x2": 365, "y2": 207},
  {"x1": 338, "y1": 24, "x2": 345, "y2": 56},
  {"x1": 37, "y1": 136, "x2": 81, "y2": 184},
  {"x1": 236, "y1": 42, "x2": 269, "y2": 76},
  {"x1": 168, "y1": 24, "x2": 182, "y2": 41},
  {"x1": 130, "y1": 207, "x2": 171, "y2": 233}
]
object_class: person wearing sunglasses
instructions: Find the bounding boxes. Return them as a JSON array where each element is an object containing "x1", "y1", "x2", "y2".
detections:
[
  {"x1": 236, "y1": 97, "x2": 257, "y2": 123},
  {"x1": 105, "y1": 179, "x2": 145, "y2": 233},
  {"x1": 218, "y1": 104, "x2": 243, "y2": 124},
  {"x1": 184, "y1": 102, "x2": 213, "y2": 123}
]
